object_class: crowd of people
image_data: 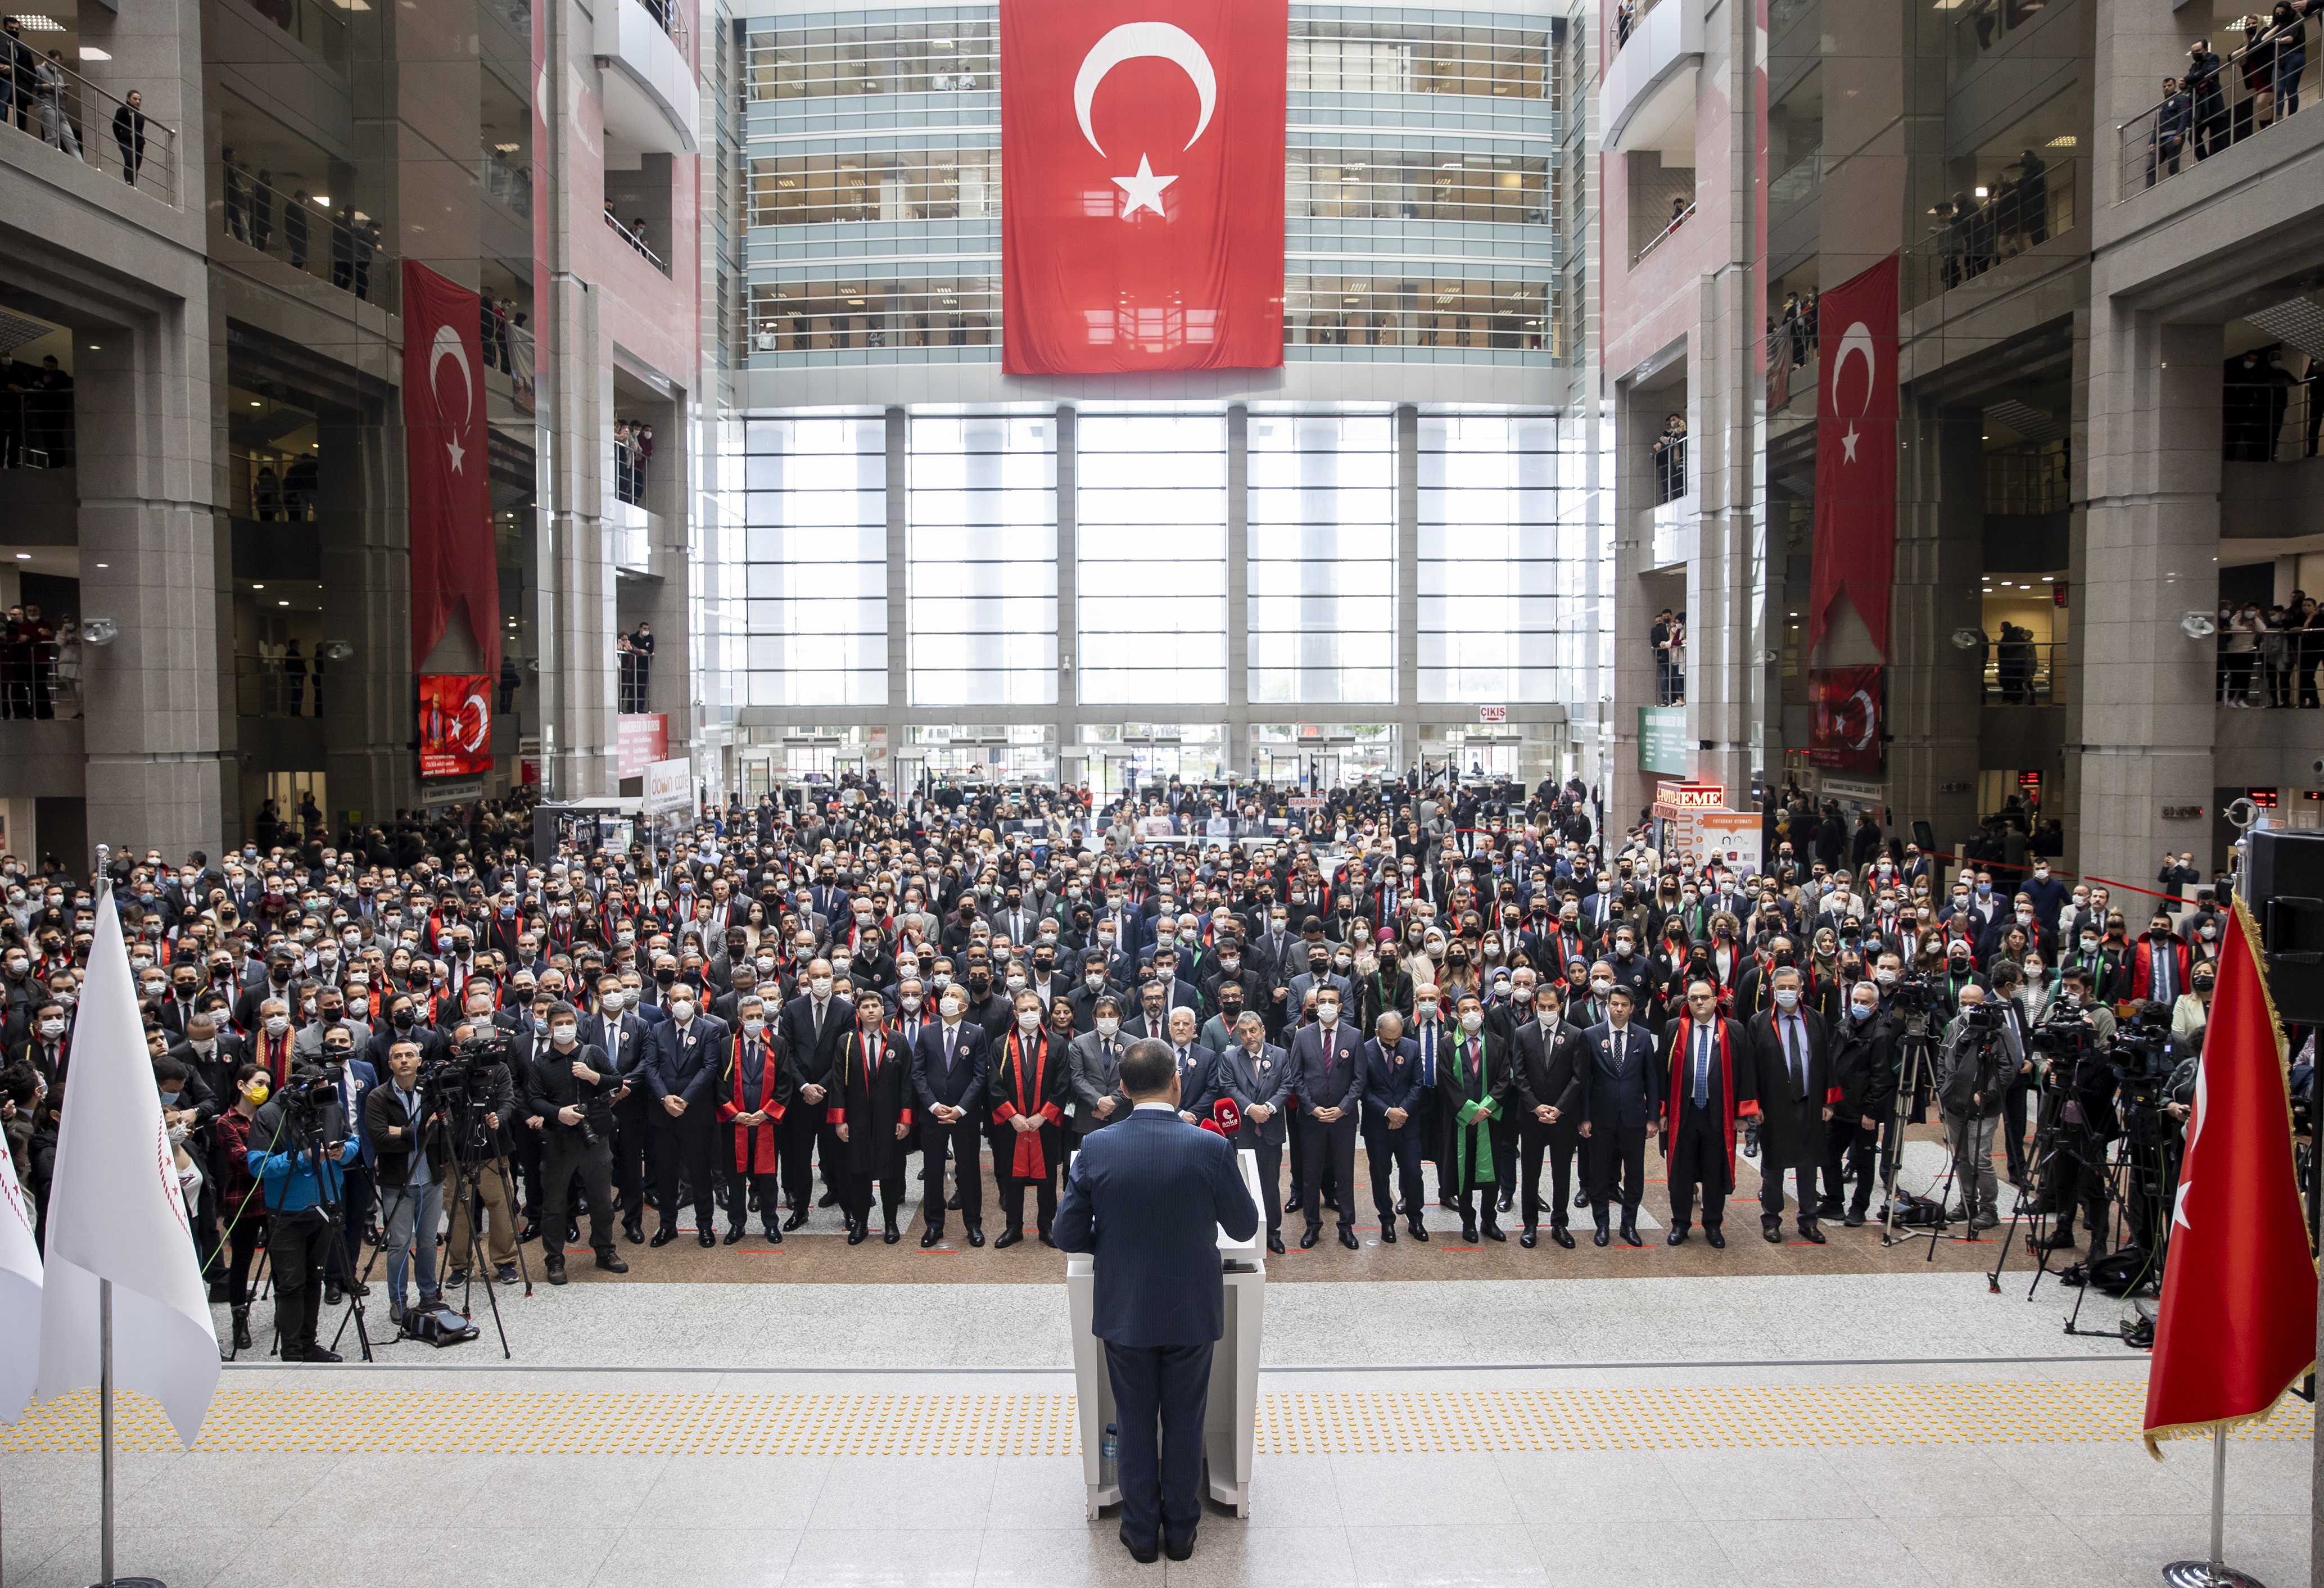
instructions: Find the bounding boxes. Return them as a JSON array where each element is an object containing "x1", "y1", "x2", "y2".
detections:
[
  {"x1": 2217, "y1": 591, "x2": 2324, "y2": 708},
  {"x1": 1930, "y1": 149, "x2": 2052, "y2": 286},
  {"x1": 0, "y1": 768, "x2": 2280, "y2": 1363}
]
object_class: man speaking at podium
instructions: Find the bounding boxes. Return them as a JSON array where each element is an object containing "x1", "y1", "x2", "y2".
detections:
[{"x1": 1055, "y1": 1037, "x2": 1260, "y2": 1564}]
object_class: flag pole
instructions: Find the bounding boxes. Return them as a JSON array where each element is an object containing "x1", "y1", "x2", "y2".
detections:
[
  {"x1": 100, "y1": 1274, "x2": 114, "y2": 1588},
  {"x1": 2159, "y1": 1423, "x2": 2266, "y2": 1587}
]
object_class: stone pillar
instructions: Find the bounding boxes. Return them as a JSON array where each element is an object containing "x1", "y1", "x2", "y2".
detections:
[
  {"x1": 1395, "y1": 404, "x2": 1419, "y2": 771},
  {"x1": 2072, "y1": 316, "x2": 2219, "y2": 884},
  {"x1": 76, "y1": 314, "x2": 229, "y2": 856},
  {"x1": 1884, "y1": 400, "x2": 1985, "y2": 870},
  {"x1": 1054, "y1": 405, "x2": 1079, "y2": 771},
  {"x1": 321, "y1": 399, "x2": 415, "y2": 829},
  {"x1": 1223, "y1": 403, "x2": 1250, "y2": 775},
  {"x1": 1611, "y1": 372, "x2": 1669, "y2": 825}
]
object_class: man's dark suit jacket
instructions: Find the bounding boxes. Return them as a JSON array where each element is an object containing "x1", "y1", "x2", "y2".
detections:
[{"x1": 1054, "y1": 1108, "x2": 1259, "y2": 1348}]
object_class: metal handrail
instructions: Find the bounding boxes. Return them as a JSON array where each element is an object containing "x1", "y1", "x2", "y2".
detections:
[
  {"x1": 234, "y1": 650, "x2": 329, "y2": 718},
  {"x1": 604, "y1": 210, "x2": 669, "y2": 273},
  {"x1": 2116, "y1": 13, "x2": 2318, "y2": 200},
  {"x1": 1633, "y1": 200, "x2": 1695, "y2": 263},
  {"x1": 0, "y1": 390, "x2": 74, "y2": 469},
  {"x1": 2, "y1": 56, "x2": 179, "y2": 203},
  {"x1": 1979, "y1": 636, "x2": 2063, "y2": 705}
]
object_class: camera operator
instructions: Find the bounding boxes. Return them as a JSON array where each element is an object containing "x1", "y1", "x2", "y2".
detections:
[
  {"x1": 2034, "y1": 965, "x2": 2117, "y2": 1255},
  {"x1": 1984, "y1": 961, "x2": 2037, "y2": 1191},
  {"x1": 245, "y1": 1061, "x2": 363, "y2": 1361},
  {"x1": 1931, "y1": 983, "x2": 2019, "y2": 1228},
  {"x1": 526, "y1": 1001, "x2": 627, "y2": 1282},
  {"x1": 436, "y1": 1020, "x2": 520, "y2": 1287},
  {"x1": 1820, "y1": 980, "x2": 1895, "y2": 1227},
  {"x1": 363, "y1": 1037, "x2": 446, "y2": 1323}
]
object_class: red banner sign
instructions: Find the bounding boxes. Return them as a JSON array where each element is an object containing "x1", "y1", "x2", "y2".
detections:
[
  {"x1": 1000, "y1": 0, "x2": 1287, "y2": 374},
  {"x1": 403, "y1": 261, "x2": 502, "y2": 678},
  {"x1": 1807, "y1": 255, "x2": 1898, "y2": 660},
  {"x1": 618, "y1": 713, "x2": 668, "y2": 780},
  {"x1": 1808, "y1": 666, "x2": 1882, "y2": 773},
  {"x1": 418, "y1": 673, "x2": 494, "y2": 779}
]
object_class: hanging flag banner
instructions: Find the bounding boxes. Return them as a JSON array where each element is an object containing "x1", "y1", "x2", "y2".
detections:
[
  {"x1": 1808, "y1": 666, "x2": 1882, "y2": 773},
  {"x1": 1000, "y1": 0, "x2": 1287, "y2": 374},
  {"x1": 403, "y1": 260, "x2": 503, "y2": 677},
  {"x1": 1807, "y1": 254, "x2": 1898, "y2": 660},
  {"x1": 418, "y1": 672, "x2": 494, "y2": 779}
]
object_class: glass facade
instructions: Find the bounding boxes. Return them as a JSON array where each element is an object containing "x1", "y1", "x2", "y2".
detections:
[
  {"x1": 1075, "y1": 416, "x2": 1228, "y2": 706},
  {"x1": 737, "y1": 417, "x2": 889, "y2": 705},
  {"x1": 907, "y1": 415, "x2": 1057, "y2": 706},
  {"x1": 1247, "y1": 414, "x2": 1394, "y2": 704},
  {"x1": 1418, "y1": 414, "x2": 1568, "y2": 702}
]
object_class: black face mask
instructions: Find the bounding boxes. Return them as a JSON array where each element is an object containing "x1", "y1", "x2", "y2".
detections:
[
  {"x1": 655, "y1": 968, "x2": 677, "y2": 985},
  {"x1": 968, "y1": 973, "x2": 991, "y2": 993},
  {"x1": 392, "y1": 1010, "x2": 415, "y2": 1030},
  {"x1": 174, "y1": 980, "x2": 197, "y2": 996}
]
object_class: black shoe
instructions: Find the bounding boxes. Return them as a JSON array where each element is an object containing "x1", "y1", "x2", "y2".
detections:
[
  {"x1": 1843, "y1": 1210, "x2": 1866, "y2": 1228},
  {"x1": 697, "y1": 1230, "x2": 717, "y2": 1248},
  {"x1": 1797, "y1": 1224, "x2": 1827, "y2": 1245},
  {"x1": 1380, "y1": 1224, "x2": 1396, "y2": 1243},
  {"x1": 1460, "y1": 1221, "x2": 1479, "y2": 1243},
  {"x1": 567, "y1": 1221, "x2": 581, "y2": 1243},
  {"x1": 921, "y1": 1229, "x2": 943, "y2": 1248},
  {"x1": 545, "y1": 1255, "x2": 568, "y2": 1286},
  {"x1": 818, "y1": 1191, "x2": 842, "y2": 1208},
  {"x1": 445, "y1": 1268, "x2": 471, "y2": 1287},
  {"x1": 623, "y1": 1222, "x2": 645, "y2": 1245},
  {"x1": 1762, "y1": 1223, "x2": 1783, "y2": 1244},
  {"x1": 1667, "y1": 1227, "x2": 1689, "y2": 1246},
  {"x1": 1300, "y1": 1229, "x2": 1321, "y2": 1249},
  {"x1": 947, "y1": 1191, "x2": 961, "y2": 1210},
  {"x1": 1164, "y1": 1533, "x2": 1195, "y2": 1563},
  {"x1": 2038, "y1": 1227, "x2": 2079, "y2": 1250},
  {"x1": 1267, "y1": 1233, "x2": 1286, "y2": 1254},
  {"x1": 1118, "y1": 1523, "x2": 1159, "y2": 1565},
  {"x1": 1481, "y1": 1222, "x2": 1507, "y2": 1242},
  {"x1": 1322, "y1": 1197, "x2": 1340, "y2": 1213},
  {"x1": 292, "y1": 1342, "x2": 342, "y2": 1363},
  {"x1": 763, "y1": 1228, "x2": 784, "y2": 1245},
  {"x1": 847, "y1": 1224, "x2": 867, "y2": 1246},
  {"x1": 724, "y1": 1228, "x2": 746, "y2": 1245},
  {"x1": 1706, "y1": 1226, "x2": 1726, "y2": 1249},
  {"x1": 966, "y1": 1227, "x2": 984, "y2": 1248},
  {"x1": 1619, "y1": 1224, "x2": 1641, "y2": 1247},
  {"x1": 883, "y1": 1226, "x2": 901, "y2": 1245},
  {"x1": 1038, "y1": 1231, "x2": 1057, "y2": 1248},
  {"x1": 1496, "y1": 1192, "x2": 1513, "y2": 1213},
  {"x1": 232, "y1": 1307, "x2": 254, "y2": 1350},
  {"x1": 1574, "y1": 1187, "x2": 1589, "y2": 1209},
  {"x1": 1814, "y1": 1200, "x2": 1844, "y2": 1220},
  {"x1": 1408, "y1": 1221, "x2": 1430, "y2": 1242},
  {"x1": 1339, "y1": 1228, "x2": 1359, "y2": 1250},
  {"x1": 342, "y1": 1275, "x2": 368, "y2": 1297},
  {"x1": 1520, "y1": 1228, "x2": 1537, "y2": 1248},
  {"x1": 324, "y1": 1283, "x2": 342, "y2": 1308},
  {"x1": 495, "y1": 1265, "x2": 519, "y2": 1284},
  {"x1": 518, "y1": 1221, "x2": 541, "y2": 1244},
  {"x1": 1593, "y1": 1222, "x2": 1609, "y2": 1247},
  {"x1": 650, "y1": 1227, "x2": 680, "y2": 1247},
  {"x1": 994, "y1": 1229, "x2": 1022, "y2": 1249},
  {"x1": 1550, "y1": 1226, "x2": 1574, "y2": 1249}
]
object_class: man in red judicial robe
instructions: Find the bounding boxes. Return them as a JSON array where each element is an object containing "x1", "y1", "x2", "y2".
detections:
[
  {"x1": 988, "y1": 989, "x2": 1069, "y2": 1248},
  {"x1": 1657, "y1": 978, "x2": 1755, "y2": 1247},
  {"x1": 716, "y1": 993, "x2": 794, "y2": 1245},
  {"x1": 829, "y1": 990, "x2": 914, "y2": 1245}
]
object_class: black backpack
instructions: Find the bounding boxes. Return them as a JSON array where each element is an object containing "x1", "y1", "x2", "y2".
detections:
[{"x1": 403, "y1": 1300, "x2": 480, "y2": 1348}]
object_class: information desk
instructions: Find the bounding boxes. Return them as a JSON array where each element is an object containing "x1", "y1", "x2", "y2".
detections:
[{"x1": 1065, "y1": 1147, "x2": 1267, "y2": 1520}]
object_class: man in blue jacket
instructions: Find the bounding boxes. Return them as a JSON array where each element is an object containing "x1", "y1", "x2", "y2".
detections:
[
  {"x1": 246, "y1": 1066, "x2": 363, "y2": 1361},
  {"x1": 1055, "y1": 1039, "x2": 1258, "y2": 1565},
  {"x1": 1358, "y1": 1009, "x2": 1428, "y2": 1243}
]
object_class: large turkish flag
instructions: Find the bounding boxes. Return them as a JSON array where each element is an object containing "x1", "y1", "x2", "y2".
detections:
[
  {"x1": 1001, "y1": 0, "x2": 1286, "y2": 374},
  {"x1": 403, "y1": 260, "x2": 501, "y2": 678},
  {"x1": 1807, "y1": 255, "x2": 1898, "y2": 660}
]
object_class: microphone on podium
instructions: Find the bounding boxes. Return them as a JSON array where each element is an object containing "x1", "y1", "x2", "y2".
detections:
[{"x1": 1199, "y1": 1097, "x2": 1242, "y2": 1137}]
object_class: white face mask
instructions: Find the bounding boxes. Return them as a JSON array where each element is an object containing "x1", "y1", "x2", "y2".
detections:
[
  {"x1": 1590, "y1": 978, "x2": 1612, "y2": 996},
  {"x1": 744, "y1": 1016, "x2": 766, "y2": 1036},
  {"x1": 1017, "y1": 1008, "x2": 1041, "y2": 1031},
  {"x1": 39, "y1": 1017, "x2": 65, "y2": 1038},
  {"x1": 1095, "y1": 1016, "x2": 1119, "y2": 1037},
  {"x1": 551, "y1": 1024, "x2": 577, "y2": 1047},
  {"x1": 1316, "y1": 1003, "x2": 1339, "y2": 1025},
  {"x1": 811, "y1": 977, "x2": 832, "y2": 999},
  {"x1": 670, "y1": 999, "x2": 694, "y2": 1021},
  {"x1": 1774, "y1": 989, "x2": 1799, "y2": 1011},
  {"x1": 265, "y1": 1015, "x2": 290, "y2": 1035},
  {"x1": 942, "y1": 998, "x2": 965, "y2": 1021},
  {"x1": 1459, "y1": 1010, "x2": 1483, "y2": 1033}
]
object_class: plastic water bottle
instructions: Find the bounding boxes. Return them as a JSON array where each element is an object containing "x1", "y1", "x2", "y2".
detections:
[{"x1": 1101, "y1": 1422, "x2": 1118, "y2": 1484}]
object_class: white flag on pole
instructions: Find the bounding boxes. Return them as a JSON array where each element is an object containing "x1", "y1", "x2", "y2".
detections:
[
  {"x1": 33, "y1": 897, "x2": 220, "y2": 1447},
  {"x1": 0, "y1": 1135, "x2": 41, "y2": 1422}
]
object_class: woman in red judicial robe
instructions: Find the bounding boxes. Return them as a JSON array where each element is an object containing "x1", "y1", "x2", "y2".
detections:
[
  {"x1": 716, "y1": 994, "x2": 795, "y2": 1246},
  {"x1": 828, "y1": 989, "x2": 914, "y2": 1245},
  {"x1": 986, "y1": 990, "x2": 1069, "y2": 1250}
]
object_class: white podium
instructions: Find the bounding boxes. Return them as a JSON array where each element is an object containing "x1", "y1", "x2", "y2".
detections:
[{"x1": 1066, "y1": 1146, "x2": 1267, "y2": 1521}]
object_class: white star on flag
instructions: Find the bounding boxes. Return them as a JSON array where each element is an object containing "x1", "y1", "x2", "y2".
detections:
[
  {"x1": 445, "y1": 435, "x2": 466, "y2": 473},
  {"x1": 1112, "y1": 154, "x2": 1177, "y2": 220},
  {"x1": 1840, "y1": 424, "x2": 1860, "y2": 463}
]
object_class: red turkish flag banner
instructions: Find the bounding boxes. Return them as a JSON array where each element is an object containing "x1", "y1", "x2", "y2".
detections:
[
  {"x1": 403, "y1": 260, "x2": 502, "y2": 678},
  {"x1": 1808, "y1": 254, "x2": 1898, "y2": 659},
  {"x1": 2141, "y1": 901, "x2": 2317, "y2": 1456},
  {"x1": 1807, "y1": 666, "x2": 1881, "y2": 772},
  {"x1": 1000, "y1": 0, "x2": 1286, "y2": 374}
]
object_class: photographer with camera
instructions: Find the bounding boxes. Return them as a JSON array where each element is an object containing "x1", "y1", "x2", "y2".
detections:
[
  {"x1": 526, "y1": 1001, "x2": 628, "y2": 1281},
  {"x1": 245, "y1": 1060, "x2": 363, "y2": 1361},
  {"x1": 363, "y1": 1037, "x2": 446, "y2": 1323},
  {"x1": 2034, "y1": 965, "x2": 2117, "y2": 1254},
  {"x1": 1932, "y1": 982, "x2": 2021, "y2": 1228},
  {"x1": 434, "y1": 1020, "x2": 520, "y2": 1287}
]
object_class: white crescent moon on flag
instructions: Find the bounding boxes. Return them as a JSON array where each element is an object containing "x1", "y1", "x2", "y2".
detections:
[
  {"x1": 459, "y1": 690, "x2": 491, "y2": 753},
  {"x1": 430, "y1": 325, "x2": 474, "y2": 428},
  {"x1": 1074, "y1": 21, "x2": 1217, "y2": 159},
  {"x1": 1831, "y1": 322, "x2": 1877, "y2": 417},
  {"x1": 1846, "y1": 689, "x2": 1876, "y2": 749}
]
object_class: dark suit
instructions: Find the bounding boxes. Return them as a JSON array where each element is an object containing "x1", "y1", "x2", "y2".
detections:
[
  {"x1": 645, "y1": 1014, "x2": 729, "y2": 1234},
  {"x1": 1168, "y1": 1042, "x2": 1219, "y2": 1120},
  {"x1": 1657, "y1": 1015, "x2": 1752, "y2": 1232},
  {"x1": 1288, "y1": 1018, "x2": 1363, "y2": 1238},
  {"x1": 1824, "y1": 1010, "x2": 1897, "y2": 1217},
  {"x1": 527, "y1": 1039, "x2": 618, "y2": 1258},
  {"x1": 911, "y1": 1019, "x2": 989, "y2": 1237},
  {"x1": 1208, "y1": 1039, "x2": 1293, "y2": 1238},
  {"x1": 1745, "y1": 1007, "x2": 1837, "y2": 1229},
  {"x1": 1054, "y1": 1109, "x2": 1259, "y2": 1552},
  {"x1": 1511, "y1": 1016, "x2": 1586, "y2": 1233},
  {"x1": 583, "y1": 1008, "x2": 657, "y2": 1231},
  {"x1": 781, "y1": 993, "x2": 854, "y2": 1213},
  {"x1": 1578, "y1": 1020, "x2": 1660, "y2": 1230},
  {"x1": 1358, "y1": 1034, "x2": 1426, "y2": 1230}
]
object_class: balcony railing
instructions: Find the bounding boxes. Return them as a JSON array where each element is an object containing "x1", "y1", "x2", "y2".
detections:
[
  {"x1": 1986, "y1": 448, "x2": 2070, "y2": 515},
  {"x1": 1, "y1": 391, "x2": 74, "y2": 469},
  {"x1": 1, "y1": 58, "x2": 180, "y2": 203},
  {"x1": 1769, "y1": 144, "x2": 1824, "y2": 208},
  {"x1": 1948, "y1": 0, "x2": 2052, "y2": 74},
  {"x1": 230, "y1": 448, "x2": 319, "y2": 521},
  {"x1": 2224, "y1": 367, "x2": 2322, "y2": 462},
  {"x1": 2117, "y1": 13, "x2": 2320, "y2": 201},
  {"x1": 605, "y1": 209, "x2": 670, "y2": 274},
  {"x1": 235, "y1": 652, "x2": 331, "y2": 718},
  {"x1": 219, "y1": 184, "x2": 396, "y2": 310},
  {"x1": 1900, "y1": 155, "x2": 2079, "y2": 311},
  {"x1": 1651, "y1": 431, "x2": 1688, "y2": 505},
  {"x1": 1981, "y1": 637, "x2": 2062, "y2": 705},
  {"x1": 482, "y1": 152, "x2": 532, "y2": 216},
  {"x1": 243, "y1": 0, "x2": 350, "y2": 69},
  {"x1": 1633, "y1": 198, "x2": 1695, "y2": 264}
]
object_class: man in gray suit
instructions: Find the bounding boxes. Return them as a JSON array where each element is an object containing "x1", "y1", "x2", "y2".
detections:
[
  {"x1": 1164, "y1": 1007, "x2": 1220, "y2": 1124},
  {"x1": 1210, "y1": 1011, "x2": 1292, "y2": 1253},
  {"x1": 1067, "y1": 993, "x2": 1133, "y2": 1137}
]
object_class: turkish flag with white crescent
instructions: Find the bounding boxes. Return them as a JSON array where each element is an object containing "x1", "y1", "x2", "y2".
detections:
[
  {"x1": 403, "y1": 260, "x2": 502, "y2": 677},
  {"x1": 1001, "y1": 0, "x2": 1286, "y2": 374},
  {"x1": 1807, "y1": 254, "x2": 1898, "y2": 660}
]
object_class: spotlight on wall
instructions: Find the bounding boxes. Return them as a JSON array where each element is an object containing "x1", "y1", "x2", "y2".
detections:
[
  {"x1": 320, "y1": 640, "x2": 355, "y2": 662},
  {"x1": 1950, "y1": 628, "x2": 1983, "y2": 650},
  {"x1": 2180, "y1": 610, "x2": 2218, "y2": 640},
  {"x1": 79, "y1": 619, "x2": 119, "y2": 646}
]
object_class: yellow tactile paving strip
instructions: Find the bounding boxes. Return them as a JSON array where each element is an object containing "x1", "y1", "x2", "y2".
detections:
[{"x1": 3, "y1": 1382, "x2": 2307, "y2": 1458}]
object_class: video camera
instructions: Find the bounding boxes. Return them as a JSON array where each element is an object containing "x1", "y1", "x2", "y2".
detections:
[
  {"x1": 1887, "y1": 975, "x2": 1941, "y2": 1034},
  {"x1": 2111, "y1": 1005, "x2": 2178, "y2": 1112},
  {"x1": 275, "y1": 1058, "x2": 345, "y2": 1136}
]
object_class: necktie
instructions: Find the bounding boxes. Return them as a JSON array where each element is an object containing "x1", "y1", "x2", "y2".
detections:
[
  {"x1": 944, "y1": 1026, "x2": 956, "y2": 1064},
  {"x1": 1422, "y1": 1024, "x2": 1435, "y2": 1085},
  {"x1": 1786, "y1": 1017, "x2": 1805, "y2": 1100},
  {"x1": 1693, "y1": 1025, "x2": 1710, "y2": 1107}
]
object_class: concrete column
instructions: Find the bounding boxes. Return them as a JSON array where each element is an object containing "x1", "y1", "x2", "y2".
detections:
[
  {"x1": 1884, "y1": 401, "x2": 1984, "y2": 866},
  {"x1": 321, "y1": 399, "x2": 416, "y2": 829},
  {"x1": 1224, "y1": 404, "x2": 1249, "y2": 775},
  {"x1": 884, "y1": 405, "x2": 907, "y2": 770},
  {"x1": 1055, "y1": 404, "x2": 1078, "y2": 755},
  {"x1": 2072, "y1": 316, "x2": 2219, "y2": 883},
  {"x1": 1611, "y1": 373, "x2": 1667, "y2": 824},
  {"x1": 1694, "y1": 258, "x2": 1764, "y2": 809},
  {"x1": 76, "y1": 312, "x2": 228, "y2": 856},
  {"x1": 1395, "y1": 404, "x2": 1419, "y2": 768}
]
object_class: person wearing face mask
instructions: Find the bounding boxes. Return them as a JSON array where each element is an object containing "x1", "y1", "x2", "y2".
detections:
[
  {"x1": 582, "y1": 974, "x2": 657, "y2": 1244},
  {"x1": 512, "y1": 1003, "x2": 618, "y2": 1284},
  {"x1": 1819, "y1": 982, "x2": 1896, "y2": 1228},
  {"x1": 210, "y1": 1062, "x2": 274, "y2": 1351},
  {"x1": 1509, "y1": 980, "x2": 1589, "y2": 1248},
  {"x1": 2171, "y1": 962, "x2": 2217, "y2": 1049},
  {"x1": 1742, "y1": 967, "x2": 1839, "y2": 1244},
  {"x1": 1430, "y1": 990, "x2": 1510, "y2": 1244},
  {"x1": 247, "y1": 1060, "x2": 364, "y2": 1362},
  {"x1": 780, "y1": 958, "x2": 855, "y2": 1225},
  {"x1": 1289, "y1": 984, "x2": 1364, "y2": 1250},
  {"x1": 2032, "y1": 967, "x2": 2119, "y2": 1254},
  {"x1": 711, "y1": 994, "x2": 794, "y2": 1247},
  {"x1": 2130, "y1": 912, "x2": 2194, "y2": 1007},
  {"x1": 644, "y1": 978, "x2": 727, "y2": 1248},
  {"x1": 826, "y1": 990, "x2": 915, "y2": 1245},
  {"x1": 988, "y1": 987, "x2": 1070, "y2": 1248},
  {"x1": 908, "y1": 981, "x2": 989, "y2": 1248}
]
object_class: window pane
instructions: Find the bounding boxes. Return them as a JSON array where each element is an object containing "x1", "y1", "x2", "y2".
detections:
[
  {"x1": 1077, "y1": 415, "x2": 1227, "y2": 703},
  {"x1": 908, "y1": 414, "x2": 1058, "y2": 706}
]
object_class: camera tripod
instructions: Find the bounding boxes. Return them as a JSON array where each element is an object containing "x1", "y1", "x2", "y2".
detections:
[
  {"x1": 1986, "y1": 1077, "x2": 2067, "y2": 1294},
  {"x1": 1877, "y1": 1026, "x2": 1986, "y2": 1252},
  {"x1": 435, "y1": 1095, "x2": 528, "y2": 1358},
  {"x1": 277, "y1": 1104, "x2": 378, "y2": 1364}
]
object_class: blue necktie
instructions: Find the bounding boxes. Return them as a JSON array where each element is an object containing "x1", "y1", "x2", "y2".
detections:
[
  {"x1": 1421, "y1": 1024, "x2": 1435, "y2": 1086},
  {"x1": 1692, "y1": 1026, "x2": 1710, "y2": 1108}
]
